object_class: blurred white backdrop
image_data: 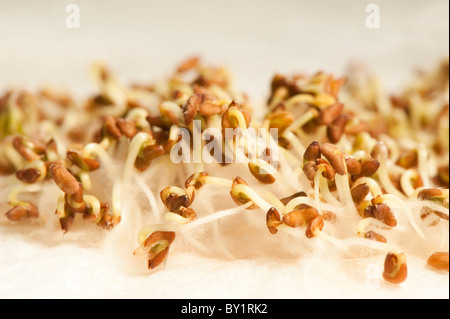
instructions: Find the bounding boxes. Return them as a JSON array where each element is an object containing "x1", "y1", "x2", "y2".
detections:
[
  {"x1": 1, "y1": 0, "x2": 448, "y2": 99},
  {"x1": 0, "y1": 0, "x2": 449, "y2": 299}
]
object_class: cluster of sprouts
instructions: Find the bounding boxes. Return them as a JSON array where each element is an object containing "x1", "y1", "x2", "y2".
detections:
[{"x1": 1, "y1": 56, "x2": 448, "y2": 285}]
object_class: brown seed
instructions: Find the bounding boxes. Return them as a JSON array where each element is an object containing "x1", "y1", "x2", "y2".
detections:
[
  {"x1": 267, "y1": 110, "x2": 294, "y2": 135},
  {"x1": 282, "y1": 204, "x2": 319, "y2": 228},
  {"x1": 50, "y1": 164, "x2": 80, "y2": 195},
  {"x1": 418, "y1": 188, "x2": 445, "y2": 201},
  {"x1": 320, "y1": 143, "x2": 346, "y2": 175},
  {"x1": 437, "y1": 165, "x2": 449, "y2": 185},
  {"x1": 248, "y1": 162, "x2": 276, "y2": 184},
  {"x1": 364, "y1": 201, "x2": 397, "y2": 227},
  {"x1": 182, "y1": 95, "x2": 200, "y2": 125},
  {"x1": 116, "y1": 118, "x2": 137, "y2": 138},
  {"x1": 304, "y1": 141, "x2": 321, "y2": 163},
  {"x1": 364, "y1": 230, "x2": 387, "y2": 243},
  {"x1": 103, "y1": 115, "x2": 122, "y2": 139},
  {"x1": 15, "y1": 167, "x2": 42, "y2": 184},
  {"x1": 5, "y1": 203, "x2": 39, "y2": 221},
  {"x1": 164, "y1": 193, "x2": 191, "y2": 212},
  {"x1": 396, "y1": 150, "x2": 418, "y2": 169},
  {"x1": 351, "y1": 183, "x2": 370, "y2": 203},
  {"x1": 266, "y1": 207, "x2": 281, "y2": 234},
  {"x1": 345, "y1": 155, "x2": 361, "y2": 176},
  {"x1": 324, "y1": 75, "x2": 346, "y2": 99},
  {"x1": 12, "y1": 136, "x2": 41, "y2": 162},
  {"x1": 135, "y1": 144, "x2": 165, "y2": 171},
  {"x1": 176, "y1": 56, "x2": 199, "y2": 73},
  {"x1": 302, "y1": 161, "x2": 318, "y2": 181},
  {"x1": 427, "y1": 252, "x2": 449, "y2": 272},
  {"x1": 359, "y1": 159, "x2": 380, "y2": 177},
  {"x1": 317, "y1": 103, "x2": 344, "y2": 125},
  {"x1": 305, "y1": 215, "x2": 324, "y2": 238},
  {"x1": 383, "y1": 252, "x2": 408, "y2": 284},
  {"x1": 199, "y1": 100, "x2": 222, "y2": 117},
  {"x1": 327, "y1": 114, "x2": 348, "y2": 143},
  {"x1": 0, "y1": 161, "x2": 15, "y2": 175}
]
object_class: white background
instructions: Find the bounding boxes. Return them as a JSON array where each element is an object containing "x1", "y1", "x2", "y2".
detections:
[{"x1": 0, "y1": 0, "x2": 449, "y2": 299}]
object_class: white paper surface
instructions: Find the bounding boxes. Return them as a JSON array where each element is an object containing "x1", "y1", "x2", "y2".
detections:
[{"x1": 0, "y1": 0, "x2": 449, "y2": 299}]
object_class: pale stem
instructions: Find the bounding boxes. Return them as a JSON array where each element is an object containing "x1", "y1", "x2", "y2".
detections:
[
  {"x1": 137, "y1": 202, "x2": 253, "y2": 245},
  {"x1": 352, "y1": 177, "x2": 383, "y2": 198},
  {"x1": 335, "y1": 173, "x2": 354, "y2": 207},
  {"x1": 282, "y1": 131, "x2": 306, "y2": 158},
  {"x1": 417, "y1": 144, "x2": 432, "y2": 188},
  {"x1": 284, "y1": 108, "x2": 318, "y2": 135},
  {"x1": 82, "y1": 142, "x2": 116, "y2": 176},
  {"x1": 8, "y1": 184, "x2": 42, "y2": 205},
  {"x1": 400, "y1": 169, "x2": 418, "y2": 198},
  {"x1": 232, "y1": 184, "x2": 273, "y2": 212},
  {"x1": 284, "y1": 196, "x2": 317, "y2": 215},
  {"x1": 83, "y1": 195, "x2": 102, "y2": 222},
  {"x1": 377, "y1": 154, "x2": 407, "y2": 200},
  {"x1": 134, "y1": 174, "x2": 160, "y2": 222}
]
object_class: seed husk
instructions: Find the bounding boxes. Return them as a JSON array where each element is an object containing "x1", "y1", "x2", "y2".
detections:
[
  {"x1": 266, "y1": 207, "x2": 281, "y2": 234},
  {"x1": 359, "y1": 159, "x2": 380, "y2": 177},
  {"x1": 185, "y1": 171, "x2": 209, "y2": 189},
  {"x1": 143, "y1": 231, "x2": 176, "y2": 269},
  {"x1": 305, "y1": 215, "x2": 324, "y2": 238},
  {"x1": 383, "y1": 252, "x2": 408, "y2": 284},
  {"x1": 316, "y1": 158, "x2": 336, "y2": 181},
  {"x1": 282, "y1": 204, "x2": 319, "y2": 228}
]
